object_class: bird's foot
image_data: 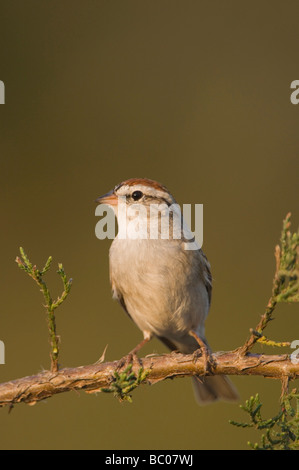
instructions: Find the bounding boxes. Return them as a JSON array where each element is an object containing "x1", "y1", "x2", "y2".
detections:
[
  {"x1": 189, "y1": 330, "x2": 216, "y2": 374},
  {"x1": 116, "y1": 352, "x2": 141, "y2": 372},
  {"x1": 192, "y1": 346, "x2": 215, "y2": 374}
]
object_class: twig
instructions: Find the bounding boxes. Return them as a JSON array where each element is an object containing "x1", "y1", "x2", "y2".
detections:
[
  {"x1": 239, "y1": 213, "x2": 299, "y2": 356},
  {"x1": 15, "y1": 248, "x2": 72, "y2": 372}
]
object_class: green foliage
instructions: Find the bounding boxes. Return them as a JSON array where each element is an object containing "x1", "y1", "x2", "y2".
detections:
[
  {"x1": 16, "y1": 247, "x2": 72, "y2": 371},
  {"x1": 239, "y1": 214, "x2": 299, "y2": 357},
  {"x1": 230, "y1": 391, "x2": 299, "y2": 450},
  {"x1": 256, "y1": 213, "x2": 299, "y2": 339},
  {"x1": 275, "y1": 213, "x2": 299, "y2": 303},
  {"x1": 254, "y1": 332, "x2": 290, "y2": 348},
  {"x1": 235, "y1": 214, "x2": 299, "y2": 448},
  {"x1": 101, "y1": 364, "x2": 149, "y2": 402}
]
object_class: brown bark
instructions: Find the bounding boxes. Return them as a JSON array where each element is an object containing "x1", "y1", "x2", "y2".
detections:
[{"x1": 0, "y1": 350, "x2": 298, "y2": 408}]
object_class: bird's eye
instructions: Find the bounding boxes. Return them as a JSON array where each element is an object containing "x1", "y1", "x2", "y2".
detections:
[{"x1": 132, "y1": 190, "x2": 143, "y2": 201}]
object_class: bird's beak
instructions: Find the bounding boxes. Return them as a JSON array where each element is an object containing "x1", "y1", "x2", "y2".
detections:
[{"x1": 95, "y1": 190, "x2": 118, "y2": 207}]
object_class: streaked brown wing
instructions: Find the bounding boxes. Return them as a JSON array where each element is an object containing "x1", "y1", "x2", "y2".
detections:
[{"x1": 200, "y1": 249, "x2": 212, "y2": 305}]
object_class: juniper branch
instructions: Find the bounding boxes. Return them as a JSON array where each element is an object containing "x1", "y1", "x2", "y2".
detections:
[
  {"x1": 239, "y1": 213, "x2": 299, "y2": 356},
  {"x1": 230, "y1": 390, "x2": 299, "y2": 449},
  {"x1": 15, "y1": 248, "x2": 72, "y2": 372}
]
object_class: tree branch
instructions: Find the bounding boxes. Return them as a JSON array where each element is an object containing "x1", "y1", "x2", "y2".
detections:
[
  {"x1": 0, "y1": 350, "x2": 298, "y2": 408},
  {"x1": 1, "y1": 213, "x2": 297, "y2": 410}
]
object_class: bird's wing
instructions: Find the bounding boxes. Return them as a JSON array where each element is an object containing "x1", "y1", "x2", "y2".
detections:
[
  {"x1": 111, "y1": 280, "x2": 133, "y2": 322},
  {"x1": 200, "y1": 249, "x2": 212, "y2": 305}
]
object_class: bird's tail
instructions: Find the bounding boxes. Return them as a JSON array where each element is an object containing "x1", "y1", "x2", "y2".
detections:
[
  {"x1": 158, "y1": 333, "x2": 239, "y2": 405},
  {"x1": 192, "y1": 375, "x2": 239, "y2": 405}
]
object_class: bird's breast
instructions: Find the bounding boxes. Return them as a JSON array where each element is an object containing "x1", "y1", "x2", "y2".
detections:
[{"x1": 109, "y1": 238, "x2": 209, "y2": 338}]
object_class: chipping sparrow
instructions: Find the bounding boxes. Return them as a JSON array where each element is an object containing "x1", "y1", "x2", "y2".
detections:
[{"x1": 96, "y1": 178, "x2": 238, "y2": 404}]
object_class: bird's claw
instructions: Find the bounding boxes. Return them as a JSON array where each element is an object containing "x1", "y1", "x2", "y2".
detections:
[
  {"x1": 116, "y1": 352, "x2": 141, "y2": 372},
  {"x1": 192, "y1": 346, "x2": 215, "y2": 374}
]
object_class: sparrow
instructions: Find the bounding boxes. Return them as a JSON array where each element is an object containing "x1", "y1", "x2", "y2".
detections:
[{"x1": 96, "y1": 178, "x2": 238, "y2": 404}]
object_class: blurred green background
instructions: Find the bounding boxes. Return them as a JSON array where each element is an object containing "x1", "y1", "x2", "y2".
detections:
[{"x1": 0, "y1": 0, "x2": 298, "y2": 450}]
